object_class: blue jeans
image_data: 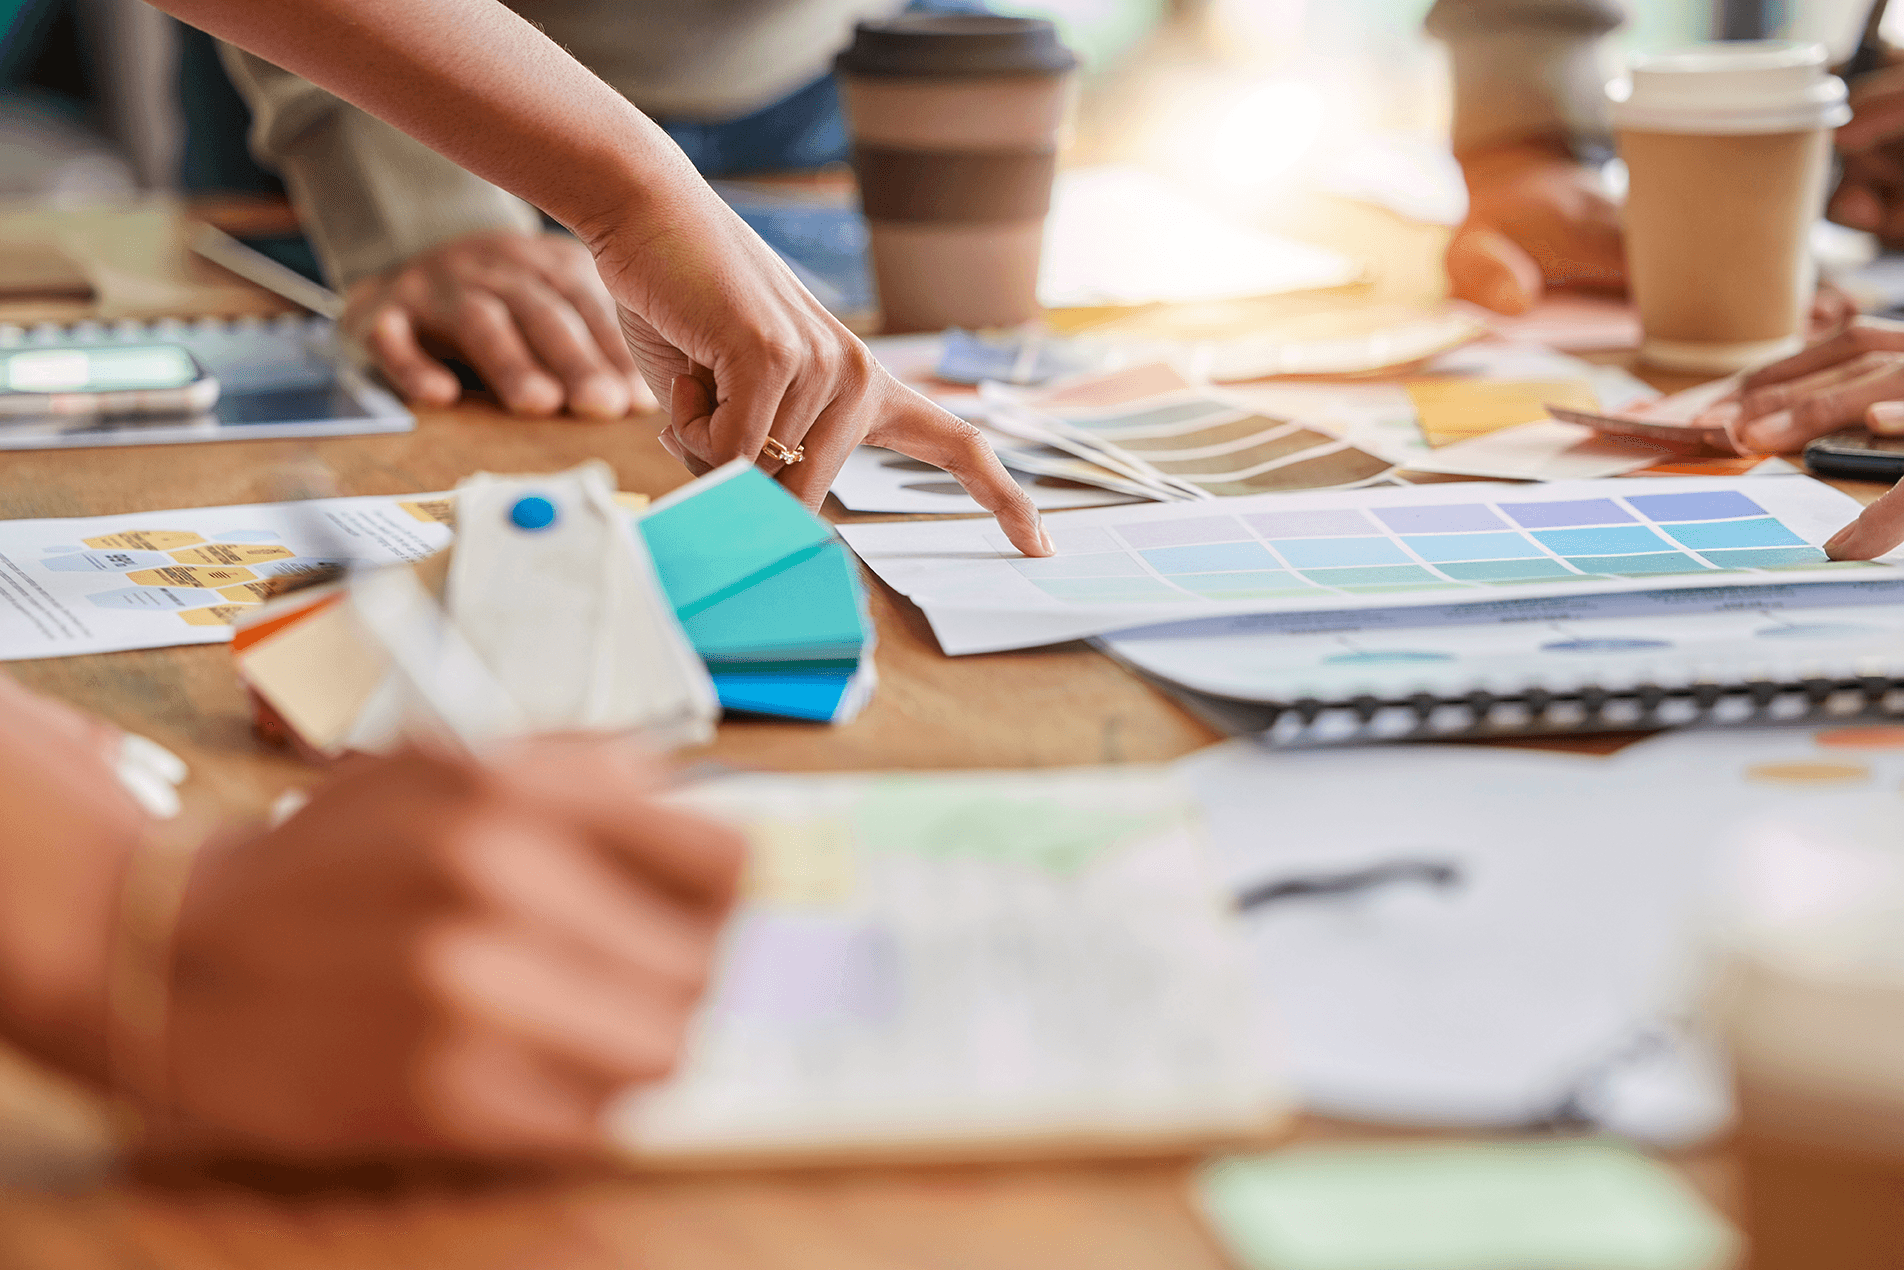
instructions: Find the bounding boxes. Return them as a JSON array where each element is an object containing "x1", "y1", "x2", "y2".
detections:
[{"x1": 662, "y1": 0, "x2": 991, "y2": 177}]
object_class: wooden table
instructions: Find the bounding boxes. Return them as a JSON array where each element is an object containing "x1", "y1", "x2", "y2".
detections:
[{"x1": 0, "y1": 195, "x2": 1875, "y2": 1265}]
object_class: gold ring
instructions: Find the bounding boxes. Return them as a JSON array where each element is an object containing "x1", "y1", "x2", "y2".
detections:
[{"x1": 761, "y1": 437, "x2": 805, "y2": 465}]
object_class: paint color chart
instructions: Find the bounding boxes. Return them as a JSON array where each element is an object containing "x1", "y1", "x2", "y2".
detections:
[
  {"x1": 1014, "y1": 487, "x2": 1832, "y2": 608},
  {"x1": 838, "y1": 476, "x2": 1896, "y2": 655}
]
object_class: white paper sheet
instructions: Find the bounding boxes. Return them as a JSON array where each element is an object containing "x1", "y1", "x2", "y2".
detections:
[
  {"x1": 0, "y1": 493, "x2": 453, "y2": 659},
  {"x1": 1179, "y1": 740, "x2": 1729, "y2": 1140},
  {"x1": 838, "y1": 475, "x2": 1897, "y2": 655}
]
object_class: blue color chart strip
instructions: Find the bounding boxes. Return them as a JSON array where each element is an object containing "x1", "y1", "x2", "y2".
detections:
[{"x1": 1008, "y1": 487, "x2": 1846, "y2": 606}]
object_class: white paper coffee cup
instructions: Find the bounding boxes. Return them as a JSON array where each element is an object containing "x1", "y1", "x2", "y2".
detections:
[{"x1": 1610, "y1": 43, "x2": 1850, "y2": 375}]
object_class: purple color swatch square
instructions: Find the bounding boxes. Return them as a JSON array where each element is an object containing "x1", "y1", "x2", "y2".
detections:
[
  {"x1": 1242, "y1": 508, "x2": 1377, "y2": 538},
  {"x1": 1499, "y1": 498, "x2": 1635, "y2": 529},
  {"x1": 1372, "y1": 504, "x2": 1509, "y2": 533},
  {"x1": 1115, "y1": 516, "x2": 1250, "y2": 549},
  {"x1": 1623, "y1": 490, "x2": 1767, "y2": 522}
]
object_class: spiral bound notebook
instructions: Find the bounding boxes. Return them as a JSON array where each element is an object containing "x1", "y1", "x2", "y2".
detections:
[
  {"x1": 1099, "y1": 578, "x2": 1904, "y2": 747},
  {"x1": 0, "y1": 313, "x2": 410, "y2": 449}
]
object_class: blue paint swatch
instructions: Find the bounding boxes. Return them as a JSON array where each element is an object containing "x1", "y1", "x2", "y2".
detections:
[
  {"x1": 1402, "y1": 532, "x2": 1544, "y2": 562},
  {"x1": 1174, "y1": 570, "x2": 1309, "y2": 593},
  {"x1": 1436, "y1": 558, "x2": 1577, "y2": 581},
  {"x1": 1012, "y1": 552, "x2": 1146, "y2": 579},
  {"x1": 1624, "y1": 490, "x2": 1765, "y2": 522},
  {"x1": 1141, "y1": 541, "x2": 1280, "y2": 574},
  {"x1": 1500, "y1": 498, "x2": 1634, "y2": 529},
  {"x1": 1271, "y1": 537, "x2": 1412, "y2": 568},
  {"x1": 1299, "y1": 564, "x2": 1441, "y2": 587},
  {"x1": 1699, "y1": 546, "x2": 1828, "y2": 568},
  {"x1": 1242, "y1": 508, "x2": 1378, "y2": 538},
  {"x1": 1659, "y1": 517, "x2": 1805, "y2": 550},
  {"x1": 1534, "y1": 524, "x2": 1672, "y2": 555},
  {"x1": 1115, "y1": 516, "x2": 1249, "y2": 549},
  {"x1": 1566, "y1": 552, "x2": 1711, "y2": 575},
  {"x1": 1372, "y1": 504, "x2": 1508, "y2": 533}
]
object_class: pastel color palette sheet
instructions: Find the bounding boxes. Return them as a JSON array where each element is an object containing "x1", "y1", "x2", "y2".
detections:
[
  {"x1": 835, "y1": 475, "x2": 1896, "y2": 656},
  {"x1": 1063, "y1": 485, "x2": 1847, "y2": 601}
]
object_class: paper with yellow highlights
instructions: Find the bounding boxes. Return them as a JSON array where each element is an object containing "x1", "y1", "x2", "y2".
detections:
[{"x1": 0, "y1": 493, "x2": 451, "y2": 659}]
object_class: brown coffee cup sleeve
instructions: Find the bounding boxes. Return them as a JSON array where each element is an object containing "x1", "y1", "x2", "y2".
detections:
[{"x1": 854, "y1": 146, "x2": 1057, "y2": 224}]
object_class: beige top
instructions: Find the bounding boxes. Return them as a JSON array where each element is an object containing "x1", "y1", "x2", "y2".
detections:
[
  {"x1": 224, "y1": 0, "x2": 1627, "y2": 290},
  {"x1": 221, "y1": 0, "x2": 903, "y2": 288}
]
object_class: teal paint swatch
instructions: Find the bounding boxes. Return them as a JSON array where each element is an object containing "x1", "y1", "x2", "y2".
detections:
[
  {"x1": 1173, "y1": 570, "x2": 1307, "y2": 593},
  {"x1": 1567, "y1": 552, "x2": 1710, "y2": 575},
  {"x1": 1533, "y1": 524, "x2": 1671, "y2": 555},
  {"x1": 1660, "y1": 517, "x2": 1805, "y2": 550},
  {"x1": 1436, "y1": 557, "x2": 1576, "y2": 581},
  {"x1": 1699, "y1": 546, "x2": 1828, "y2": 568},
  {"x1": 639, "y1": 464, "x2": 834, "y2": 618},
  {"x1": 1402, "y1": 532, "x2": 1545, "y2": 562},
  {"x1": 1299, "y1": 564, "x2": 1440, "y2": 587},
  {"x1": 1273, "y1": 537, "x2": 1413, "y2": 568}
]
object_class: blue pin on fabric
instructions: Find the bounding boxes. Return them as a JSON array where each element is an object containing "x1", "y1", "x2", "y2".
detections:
[{"x1": 509, "y1": 495, "x2": 557, "y2": 531}]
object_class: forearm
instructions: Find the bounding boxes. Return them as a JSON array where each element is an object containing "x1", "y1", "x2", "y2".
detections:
[
  {"x1": 153, "y1": 0, "x2": 708, "y2": 242},
  {"x1": 0, "y1": 681, "x2": 143, "y2": 1083},
  {"x1": 219, "y1": 43, "x2": 542, "y2": 290}
]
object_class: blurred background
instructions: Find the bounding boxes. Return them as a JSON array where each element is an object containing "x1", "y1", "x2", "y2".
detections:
[{"x1": 2, "y1": 0, "x2": 1883, "y2": 283}]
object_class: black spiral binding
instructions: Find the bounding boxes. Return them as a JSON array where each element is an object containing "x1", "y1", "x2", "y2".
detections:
[{"x1": 1133, "y1": 669, "x2": 1904, "y2": 749}]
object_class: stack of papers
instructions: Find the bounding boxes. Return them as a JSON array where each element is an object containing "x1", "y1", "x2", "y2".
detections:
[{"x1": 639, "y1": 462, "x2": 875, "y2": 724}]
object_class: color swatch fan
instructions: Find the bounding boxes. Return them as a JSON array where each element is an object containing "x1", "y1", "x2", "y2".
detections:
[{"x1": 638, "y1": 461, "x2": 876, "y2": 724}]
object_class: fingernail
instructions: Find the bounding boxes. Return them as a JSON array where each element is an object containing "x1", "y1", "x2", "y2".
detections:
[
  {"x1": 1825, "y1": 524, "x2": 1858, "y2": 559},
  {"x1": 1040, "y1": 527, "x2": 1056, "y2": 556},
  {"x1": 1872, "y1": 402, "x2": 1904, "y2": 433},
  {"x1": 1742, "y1": 410, "x2": 1794, "y2": 452}
]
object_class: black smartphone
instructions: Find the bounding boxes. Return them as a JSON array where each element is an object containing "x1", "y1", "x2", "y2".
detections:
[{"x1": 1804, "y1": 429, "x2": 1904, "y2": 482}]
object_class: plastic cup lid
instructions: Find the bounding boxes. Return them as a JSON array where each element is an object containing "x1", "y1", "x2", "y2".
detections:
[
  {"x1": 1609, "y1": 40, "x2": 1850, "y2": 134},
  {"x1": 835, "y1": 14, "x2": 1077, "y2": 78}
]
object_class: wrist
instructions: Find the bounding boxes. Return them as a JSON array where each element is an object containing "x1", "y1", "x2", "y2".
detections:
[{"x1": 0, "y1": 819, "x2": 139, "y2": 1085}]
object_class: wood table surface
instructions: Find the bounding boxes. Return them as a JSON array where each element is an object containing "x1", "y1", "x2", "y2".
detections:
[{"x1": 0, "y1": 196, "x2": 1878, "y2": 1266}]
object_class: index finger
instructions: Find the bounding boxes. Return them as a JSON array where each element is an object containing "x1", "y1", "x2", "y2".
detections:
[
  {"x1": 1741, "y1": 327, "x2": 1883, "y2": 392},
  {"x1": 1826, "y1": 475, "x2": 1904, "y2": 561},
  {"x1": 866, "y1": 385, "x2": 1051, "y2": 557}
]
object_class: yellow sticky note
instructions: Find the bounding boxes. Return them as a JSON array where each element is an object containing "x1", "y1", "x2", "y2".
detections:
[{"x1": 1405, "y1": 378, "x2": 1599, "y2": 447}]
